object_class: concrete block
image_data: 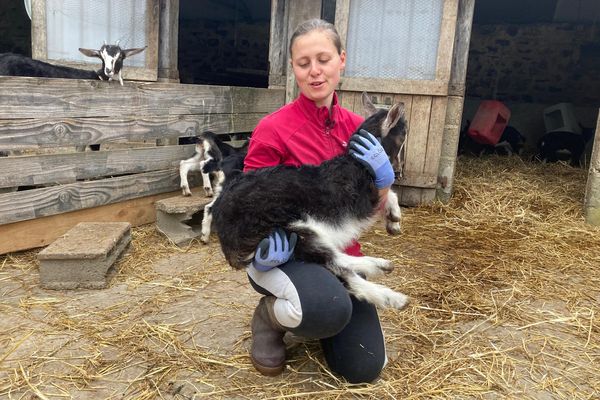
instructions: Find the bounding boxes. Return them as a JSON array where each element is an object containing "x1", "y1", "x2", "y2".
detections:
[
  {"x1": 155, "y1": 195, "x2": 212, "y2": 246},
  {"x1": 38, "y1": 222, "x2": 131, "y2": 290}
]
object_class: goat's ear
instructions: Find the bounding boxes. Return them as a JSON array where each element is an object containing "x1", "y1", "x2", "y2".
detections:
[
  {"x1": 122, "y1": 47, "x2": 147, "y2": 59},
  {"x1": 381, "y1": 102, "x2": 405, "y2": 137},
  {"x1": 361, "y1": 92, "x2": 378, "y2": 117},
  {"x1": 79, "y1": 48, "x2": 101, "y2": 58}
]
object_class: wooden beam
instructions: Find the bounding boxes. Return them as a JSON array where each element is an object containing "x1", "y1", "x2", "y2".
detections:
[
  {"x1": 158, "y1": 0, "x2": 180, "y2": 81},
  {"x1": 338, "y1": 78, "x2": 449, "y2": 97},
  {"x1": 0, "y1": 114, "x2": 264, "y2": 150},
  {"x1": 584, "y1": 111, "x2": 600, "y2": 225},
  {"x1": 0, "y1": 188, "x2": 206, "y2": 254},
  {"x1": 0, "y1": 80, "x2": 285, "y2": 119},
  {"x1": 0, "y1": 169, "x2": 202, "y2": 225},
  {"x1": 0, "y1": 145, "x2": 197, "y2": 189}
]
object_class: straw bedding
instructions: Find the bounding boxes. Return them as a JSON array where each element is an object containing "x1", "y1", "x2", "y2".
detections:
[{"x1": 1, "y1": 155, "x2": 599, "y2": 399}]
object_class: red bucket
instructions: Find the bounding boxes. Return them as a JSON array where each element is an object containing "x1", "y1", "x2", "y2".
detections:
[{"x1": 468, "y1": 100, "x2": 511, "y2": 145}]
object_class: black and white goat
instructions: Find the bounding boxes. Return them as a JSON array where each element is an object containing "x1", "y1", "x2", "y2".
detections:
[
  {"x1": 208, "y1": 93, "x2": 409, "y2": 310},
  {"x1": 179, "y1": 131, "x2": 247, "y2": 197},
  {"x1": 0, "y1": 42, "x2": 146, "y2": 86},
  {"x1": 537, "y1": 124, "x2": 595, "y2": 167}
]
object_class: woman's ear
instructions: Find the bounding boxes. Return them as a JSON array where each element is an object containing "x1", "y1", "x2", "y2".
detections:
[{"x1": 339, "y1": 50, "x2": 346, "y2": 70}]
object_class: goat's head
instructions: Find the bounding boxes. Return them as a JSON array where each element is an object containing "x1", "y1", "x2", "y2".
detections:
[
  {"x1": 357, "y1": 92, "x2": 407, "y2": 177},
  {"x1": 79, "y1": 42, "x2": 146, "y2": 84}
]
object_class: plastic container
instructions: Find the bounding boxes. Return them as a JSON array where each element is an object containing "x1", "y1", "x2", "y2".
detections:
[
  {"x1": 467, "y1": 100, "x2": 511, "y2": 145},
  {"x1": 543, "y1": 102, "x2": 581, "y2": 134}
]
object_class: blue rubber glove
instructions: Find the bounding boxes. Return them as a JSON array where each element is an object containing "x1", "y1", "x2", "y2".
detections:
[
  {"x1": 349, "y1": 129, "x2": 395, "y2": 189},
  {"x1": 253, "y1": 228, "x2": 298, "y2": 272}
]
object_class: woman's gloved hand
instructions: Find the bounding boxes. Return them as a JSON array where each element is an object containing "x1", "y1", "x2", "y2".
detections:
[
  {"x1": 253, "y1": 228, "x2": 298, "y2": 271},
  {"x1": 349, "y1": 129, "x2": 395, "y2": 189}
]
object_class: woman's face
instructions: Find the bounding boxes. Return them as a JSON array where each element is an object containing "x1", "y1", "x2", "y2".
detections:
[{"x1": 290, "y1": 30, "x2": 346, "y2": 108}]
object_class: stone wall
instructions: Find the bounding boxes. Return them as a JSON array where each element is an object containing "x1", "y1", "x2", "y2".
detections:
[
  {"x1": 466, "y1": 23, "x2": 600, "y2": 106},
  {"x1": 464, "y1": 22, "x2": 599, "y2": 155}
]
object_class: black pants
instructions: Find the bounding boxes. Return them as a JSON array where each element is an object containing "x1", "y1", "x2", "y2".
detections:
[{"x1": 248, "y1": 261, "x2": 386, "y2": 383}]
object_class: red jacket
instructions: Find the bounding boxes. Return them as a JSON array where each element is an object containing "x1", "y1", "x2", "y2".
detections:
[{"x1": 244, "y1": 92, "x2": 364, "y2": 256}]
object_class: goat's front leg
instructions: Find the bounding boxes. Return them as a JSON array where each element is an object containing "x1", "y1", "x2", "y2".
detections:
[
  {"x1": 200, "y1": 199, "x2": 215, "y2": 244},
  {"x1": 384, "y1": 189, "x2": 401, "y2": 235},
  {"x1": 198, "y1": 159, "x2": 214, "y2": 197},
  {"x1": 179, "y1": 157, "x2": 201, "y2": 196}
]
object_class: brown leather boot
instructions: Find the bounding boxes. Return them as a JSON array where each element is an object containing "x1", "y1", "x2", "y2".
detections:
[{"x1": 250, "y1": 296, "x2": 286, "y2": 376}]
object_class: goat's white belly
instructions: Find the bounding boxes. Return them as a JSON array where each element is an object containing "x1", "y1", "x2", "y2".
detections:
[{"x1": 290, "y1": 215, "x2": 376, "y2": 251}]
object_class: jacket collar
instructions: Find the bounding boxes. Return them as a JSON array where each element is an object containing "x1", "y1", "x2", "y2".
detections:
[{"x1": 296, "y1": 92, "x2": 338, "y2": 128}]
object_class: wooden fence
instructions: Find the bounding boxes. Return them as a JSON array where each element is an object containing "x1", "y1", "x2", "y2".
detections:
[{"x1": 0, "y1": 77, "x2": 285, "y2": 254}]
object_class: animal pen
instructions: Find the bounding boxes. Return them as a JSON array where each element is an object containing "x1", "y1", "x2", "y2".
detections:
[{"x1": 1, "y1": 0, "x2": 600, "y2": 398}]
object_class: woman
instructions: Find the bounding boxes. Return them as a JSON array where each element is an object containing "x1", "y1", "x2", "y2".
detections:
[{"x1": 243, "y1": 18, "x2": 395, "y2": 383}]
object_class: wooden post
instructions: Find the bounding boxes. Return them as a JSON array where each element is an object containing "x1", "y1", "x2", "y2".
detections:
[
  {"x1": 158, "y1": 0, "x2": 180, "y2": 82},
  {"x1": 584, "y1": 111, "x2": 600, "y2": 225},
  {"x1": 437, "y1": 0, "x2": 475, "y2": 203}
]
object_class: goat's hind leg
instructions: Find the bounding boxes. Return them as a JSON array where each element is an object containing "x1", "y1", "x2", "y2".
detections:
[
  {"x1": 342, "y1": 271, "x2": 409, "y2": 310},
  {"x1": 179, "y1": 157, "x2": 200, "y2": 196},
  {"x1": 200, "y1": 198, "x2": 216, "y2": 244}
]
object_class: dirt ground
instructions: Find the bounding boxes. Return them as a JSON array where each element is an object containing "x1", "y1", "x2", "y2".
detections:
[{"x1": 1, "y1": 155, "x2": 599, "y2": 399}]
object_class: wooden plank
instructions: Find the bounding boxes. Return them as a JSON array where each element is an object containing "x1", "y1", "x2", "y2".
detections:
[
  {"x1": 0, "y1": 80, "x2": 285, "y2": 119},
  {"x1": 435, "y1": 0, "x2": 460, "y2": 82},
  {"x1": 31, "y1": 0, "x2": 47, "y2": 60},
  {"x1": 584, "y1": 111, "x2": 600, "y2": 225},
  {"x1": 0, "y1": 114, "x2": 264, "y2": 150},
  {"x1": 158, "y1": 0, "x2": 180, "y2": 81},
  {"x1": 335, "y1": 0, "x2": 351, "y2": 50},
  {"x1": 338, "y1": 78, "x2": 449, "y2": 96},
  {"x1": 0, "y1": 169, "x2": 201, "y2": 225},
  {"x1": 0, "y1": 188, "x2": 206, "y2": 254},
  {"x1": 404, "y1": 96, "x2": 433, "y2": 176},
  {"x1": 423, "y1": 96, "x2": 449, "y2": 177},
  {"x1": 0, "y1": 145, "x2": 197, "y2": 188},
  {"x1": 268, "y1": 0, "x2": 288, "y2": 88}
]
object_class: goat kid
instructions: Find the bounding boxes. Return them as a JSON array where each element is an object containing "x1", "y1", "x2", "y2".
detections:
[
  {"x1": 537, "y1": 125, "x2": 595, "y2": 167},
  {"x1": 0, "y1": 42, "x2": 146, "y2": 86},
  {"x1": 179, "y1": 131, "x2": 247, "y2": 197},
  {"x1": 210, "y1": 93, "x2": 408, "y2": 310}
]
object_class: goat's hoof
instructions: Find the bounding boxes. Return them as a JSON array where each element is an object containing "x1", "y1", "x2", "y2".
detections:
[
  {"x1": 386, "y1": 291, "x2": 410, "y2": 310},
  {"x1": 386, "y1": 222, "x2": 401, "y2": 235},
  {"x1": 200, "y1": 234, "x2": 210, "y2": 244},
  {"x1": 203, "y1": 187, "x2": 213, "y2": 197},
  {"x1": 377, "y1": 259, "x2": 394, "y2": 274},
  {"x1": 181, "y1": 188, "x2": 192, "y2": 196}
]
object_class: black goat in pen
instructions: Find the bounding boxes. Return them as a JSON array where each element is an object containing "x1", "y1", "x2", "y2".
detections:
[{"x1": 207, "y1": 93, "x2": 409, "y2": 310}]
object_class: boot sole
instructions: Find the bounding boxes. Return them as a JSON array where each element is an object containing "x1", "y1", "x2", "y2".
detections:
[{"x1": 251, "y1": 356, "x2": 285, "y2": 376}]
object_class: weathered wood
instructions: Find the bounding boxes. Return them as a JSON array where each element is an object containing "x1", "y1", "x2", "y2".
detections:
[
  {"x1": 0, "y1": 169, "x2": 201, "y2": 225},
  {"x1": 268, "y1": 0, "x2": 288, "y2": 88},
  {"x1": 31, "y1": 0, "x2": 47, "y2": 60},
  {"x1": 0, "y1": 79, "x2": 285, "y2": 119},
  {"x1": 404, "y1": 96, "x2": 433, "y2": 176},
  {"x1": 335, "y1": 0, "x2": 351, "y2": 49},
  {"x1": 584, "y1": 111, "x2": 600, "y2": 225},
  {"x1": 0, "y1": 188, "x2": 200, "y2": 254},
  {"x1": 339, "y1": 78, "x2": 449, "y2": 97},
  {"x1": 0, "y1": 114, "x2": 264, "y2": 150},
  {"x1": 437, "y1": 0, "x2": 475, "y2": 203},
  {"x1": 423, "y1": 97, "x2": 449, "y2": 177},
  {"x1": 158, "y1": 0, "x2": 180, "y2": 81},
  {"x1": 435, "y1": 0, "x2": 460, "y2": 82},
  {"x1": 0, "y1": 145, "x2": 197, "y2": 188}
]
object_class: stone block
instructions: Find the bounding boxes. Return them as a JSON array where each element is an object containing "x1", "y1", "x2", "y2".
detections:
[
  {"x1": 155, "y1": 195, "x2": 212, "y2": 246},
  {"x1": 38, "y1": 222, "x2": 131, "y2": 290}
]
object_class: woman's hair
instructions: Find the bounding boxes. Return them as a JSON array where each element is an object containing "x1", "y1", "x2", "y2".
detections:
[{"x1": 289, "y1": 18, "x2": 342, "y2": 56}]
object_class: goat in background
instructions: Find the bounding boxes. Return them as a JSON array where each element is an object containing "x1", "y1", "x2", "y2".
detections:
[{"x1": 0, "y1": 41, "x2": 146, "y2": 86}]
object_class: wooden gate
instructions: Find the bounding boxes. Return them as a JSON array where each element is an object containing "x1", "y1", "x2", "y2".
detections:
[{"x1": 0, "y1": 77, "x2": 284, "y2": 254}]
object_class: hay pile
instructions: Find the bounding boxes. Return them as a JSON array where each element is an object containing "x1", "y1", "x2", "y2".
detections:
[{"x1": 1, "y1": 155, "x2": 599, "y2": 399}]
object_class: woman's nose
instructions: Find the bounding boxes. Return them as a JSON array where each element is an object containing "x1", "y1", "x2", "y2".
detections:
[{"x1": 309, "y1": 62, "x2": 322, "y2": 76}]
